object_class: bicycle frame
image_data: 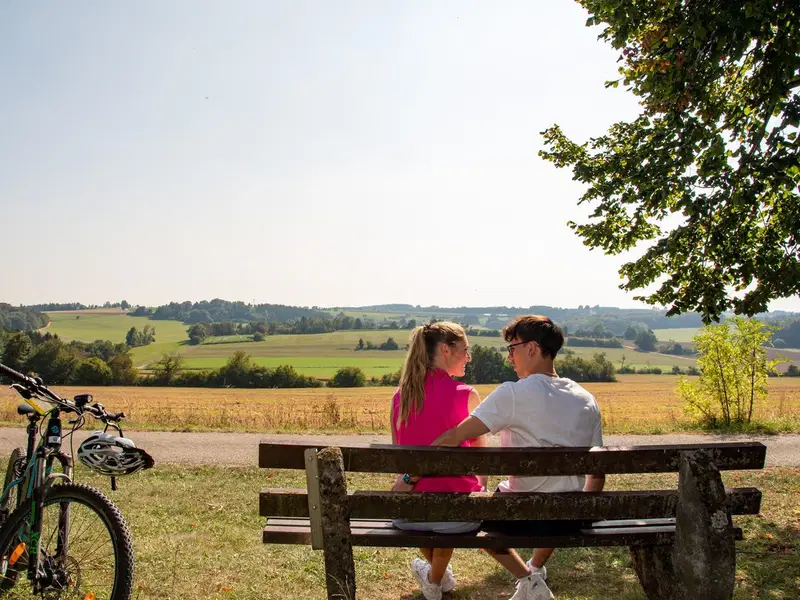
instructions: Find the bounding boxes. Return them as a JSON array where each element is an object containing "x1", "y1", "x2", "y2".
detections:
[{"x1": 1, "y1": 408, "x2": 73, "y2": 591}]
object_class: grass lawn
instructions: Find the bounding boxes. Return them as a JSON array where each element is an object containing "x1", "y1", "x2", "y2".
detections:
[{"x1": 18, "y1": 462, "x2": 796, "y2": 599}]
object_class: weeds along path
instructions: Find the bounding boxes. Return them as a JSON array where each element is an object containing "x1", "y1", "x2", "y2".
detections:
[{"x1": 0, "y1": 428, "x2": 799, "y2": 468}]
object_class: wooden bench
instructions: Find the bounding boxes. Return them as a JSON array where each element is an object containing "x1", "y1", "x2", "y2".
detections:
[{"x1": 259, "y1": 441, "x2": 765, "y2": 600}]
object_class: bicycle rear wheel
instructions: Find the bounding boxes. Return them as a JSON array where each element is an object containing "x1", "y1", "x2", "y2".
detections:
[{"x1": 0, "y1": 483, "x2": 134, "y2": 600}]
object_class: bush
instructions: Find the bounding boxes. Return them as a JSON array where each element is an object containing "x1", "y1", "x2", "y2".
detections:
[
  {"x1": 556, "y1": 352, "x2": 617, "y2": 382},
  {"x1": 253, "y1": 332, "x2": 265, "y2": 342},
  {"x1": 330, "y1": 366, "x2": 367, "y2": 388},
  {"x1": 678, "y1": 317, "x2": 779, "y2": 428}
]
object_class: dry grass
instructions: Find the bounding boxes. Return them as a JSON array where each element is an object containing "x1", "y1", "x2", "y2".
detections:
[
  {"x1": 1, "y1": 376, "x2": 799, "y2": 434},
  {"x1": 35, "y1": 463, "x2": 800, "y2": 600}
]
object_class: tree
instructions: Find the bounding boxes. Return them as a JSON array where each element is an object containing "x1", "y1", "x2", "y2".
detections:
[
  {"x1": 1, "y1": 332, "x2": 32, "y2": 372},
  {"x1": 151, "y1": 353, "x2": 185, "y2": 385},
  {"x1": 634, "y1": 329, "x2": 658, "y2": 352},
  {"x1": 142, "y1": 325, "x2": 156, "y2": 344},
  {"x1": 108, "y1": 353, "x2": 138, "y2": 385},
  {"x1": 678, "y1": 317, "x2": 779, "y2": 426},
  {"x1": 329, "y1": 366, "x2": 366, "y2": 388},
  {"x1": 125, "y1": 327, "x2": 141, "y2": 348},
  {"x1": 355, "y1": 338, "x2": 364, "y2": 351},
  {"x1": 379, "y1": 337, "x2": 399, "y2": 350},
  {"x1": 623, "y1": 326, "x2": 638, "y2": 341},
  {"x1": 218, "y1": 351, "x2": 253, "y2": 387},
  {"x1": 187, "y1": 323, "x2": 209, "y2": 345},
  {"x1": 253, "y1": 332, "x2": 265, "y2": 342},
  {"x1": 120, "y1": 300, "x2": 130, "y2": 310},
  {"x1": 72, "y1": 358, "x2": 112, "y2": 386},
  {"x1": 27, "y1": 339, "x2": 79, "y2": 384},
  {"x1": 463, "y1": 345, "x2": 517, "y2": 384},
  {"x1": 540, "y1": 1, "x2": 800, "y2": 322}
]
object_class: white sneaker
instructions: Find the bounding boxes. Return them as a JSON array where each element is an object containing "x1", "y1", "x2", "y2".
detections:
[
  {"x1": 509, "y1": 574, "x2": 554, "y2": 600},
  {"x1": 441, "y1": 564, "x2": 456, "y2": 593},
  {"x1": 410, "y1": 558, "x2": 443, "y2": 600},
  {"x1": 525, "y1": 559, "x2": 547, "y2": 581}
]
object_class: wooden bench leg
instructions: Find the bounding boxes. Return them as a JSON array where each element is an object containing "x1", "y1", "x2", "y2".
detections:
[
  {"x1": 630, "y1": 451, "x2": 735, "y2": 600},
  {"x1": 318, "y1": 447, "x2": 356, "y2": 600},
  {"x1": 673, "y1": 450, "x2": 735, "y2": 599}
]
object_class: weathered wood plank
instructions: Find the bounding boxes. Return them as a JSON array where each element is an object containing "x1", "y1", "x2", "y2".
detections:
[
  {"x1": 317, "y1": 447, "x2": 356, "y2": 600},
  {"x1": 259, "y1": 441, "x2": 766, "y2": 474},
  {"x1": 263, "y1": 519, "x2": 744, "y2": 549},
  {"x1": 259, "y1": 487, "x2": 761, "y2": 519}
]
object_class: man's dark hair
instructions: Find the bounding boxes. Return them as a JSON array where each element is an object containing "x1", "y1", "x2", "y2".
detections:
[{"x1": 502, "y1": 315, "x2": 564, "y2": 359}]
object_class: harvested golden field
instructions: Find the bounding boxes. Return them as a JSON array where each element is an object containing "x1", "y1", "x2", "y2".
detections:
[{"x1": 1, "y1": 375, "x2": 798, "y2": 434}]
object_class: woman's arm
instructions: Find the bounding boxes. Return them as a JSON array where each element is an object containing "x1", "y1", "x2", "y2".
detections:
[{"x1": 390, "y1": 396, "x2": 415, "y2": 491}]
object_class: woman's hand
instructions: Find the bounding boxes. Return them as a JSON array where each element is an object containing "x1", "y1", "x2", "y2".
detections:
[{"x1": 391, "y1": 475, "x2": 416, "y2": 492}]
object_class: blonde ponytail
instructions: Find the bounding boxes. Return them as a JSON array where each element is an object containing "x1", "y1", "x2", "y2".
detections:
[{"x1": 396, "y1": 321, "x2": 466, "y2": 426}]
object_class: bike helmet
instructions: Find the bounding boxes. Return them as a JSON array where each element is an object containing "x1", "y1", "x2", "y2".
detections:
[{"x1": 77, "y1": 432, "x2": 154, "y2": 476}]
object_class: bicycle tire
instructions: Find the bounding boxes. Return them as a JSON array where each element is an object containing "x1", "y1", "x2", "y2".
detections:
[
  {"x1": 0, "y1": 448, "x2": 26, "y2": 592},
  {"x1": 0, "y1": 448, "x2": 25, "y2": 522},
  {"x1": 0, "y1": 483, "x2": 134, "y2": 600}
]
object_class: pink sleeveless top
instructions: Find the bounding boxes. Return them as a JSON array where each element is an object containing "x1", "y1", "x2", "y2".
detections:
[{"x1": 392, "y1": 369, "x2": 482, "y2": 493}]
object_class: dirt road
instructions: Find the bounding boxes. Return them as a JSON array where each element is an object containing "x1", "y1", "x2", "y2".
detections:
[{"x1": 1, "y1": 428, "x2": 798, "y2": 468}]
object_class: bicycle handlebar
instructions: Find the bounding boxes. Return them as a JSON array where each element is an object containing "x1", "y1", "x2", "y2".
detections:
[
  {"x1": 0, "y1": 362, "x2": 125, "y2": 424},
  {"x1": 0, "y1": 363, "x2": 35, "y2": 385}
]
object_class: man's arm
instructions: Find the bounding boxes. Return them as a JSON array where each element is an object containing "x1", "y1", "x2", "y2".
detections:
[
  {"x1": 431, "y1": 415, "x2": 490, "y2": 447},
  {"x1": 465, "y1": 389, "x2": 489, "y2": 489}
]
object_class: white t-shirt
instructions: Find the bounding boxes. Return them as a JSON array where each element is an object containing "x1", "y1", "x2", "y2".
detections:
[{"x1": 471, "y1": 373, "x2": 603, "y2": 493}]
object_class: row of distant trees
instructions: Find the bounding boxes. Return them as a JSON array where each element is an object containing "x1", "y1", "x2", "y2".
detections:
[
  {"x1": 0, "y1": 304, "x2": 48, "y2": 332},
  {"x1": 0, "y1": 329, "x2": 138, "y2": 386}
]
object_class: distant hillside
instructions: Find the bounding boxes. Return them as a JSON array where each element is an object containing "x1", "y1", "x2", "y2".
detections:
[
  {"x1": 332, "y1": 304, "x2": 706, "y2": 331},
  {"x1": 149, "y1": 299, "x2": 330, "y2": 324},
  {"x1": 0, "y1": 303, "x2": 48, "y2": 331},
  {"x1": 331, "y1": 304, "x2": 799, "y2": 335}
]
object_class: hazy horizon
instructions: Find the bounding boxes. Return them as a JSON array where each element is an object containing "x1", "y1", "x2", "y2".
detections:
[{"x1": 2, "y1": 1, "x2": 798, "y2": 313}]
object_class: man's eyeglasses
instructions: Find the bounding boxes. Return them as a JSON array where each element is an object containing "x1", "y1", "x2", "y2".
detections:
[{"x1": 506, "y1": 341, "x2": 530, "y2": 356}]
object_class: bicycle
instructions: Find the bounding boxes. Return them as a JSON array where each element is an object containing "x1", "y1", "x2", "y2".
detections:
[{"x1": 0, "y1": 362, "x2": 154, "y2": 599}]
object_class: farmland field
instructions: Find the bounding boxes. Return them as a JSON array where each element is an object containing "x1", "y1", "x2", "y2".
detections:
[
  {"x1": 43, "y1": 311, "x2": 800, "y2": 377},
  {"x1": 45, "y1": 310, "x2": 188, "y2": 344},
  {"x1": 2, "y1": 375, "x2": 798, "y2": 434},
  {"x1": 652, "y1": 327, "x2": 700, "y2": 343}
]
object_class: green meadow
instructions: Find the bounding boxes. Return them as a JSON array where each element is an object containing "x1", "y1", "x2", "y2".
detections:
[
  {"x1": 42, "y1": 310, "x2": 710, "y2": 377},
  {"x1": 652, "y1": 327, "x2": 701, "y2": 343}
]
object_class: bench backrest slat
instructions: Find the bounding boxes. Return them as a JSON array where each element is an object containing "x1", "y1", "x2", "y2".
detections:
[
  {"x1": 259, "y1": 487, "x2": 762, "y2": 520},
  {"x1": 258, "y1": 441, "x2": 766, "y2": 475}
]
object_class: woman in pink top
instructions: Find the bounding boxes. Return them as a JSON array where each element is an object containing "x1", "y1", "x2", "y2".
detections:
[{"x1": 391, "y1": 322, "x2": 486, "y2": 600}]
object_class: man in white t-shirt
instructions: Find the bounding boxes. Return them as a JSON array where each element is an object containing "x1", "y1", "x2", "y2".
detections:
[{"x1": 433, "y1": 315, "x2": 605, "y2": 600}]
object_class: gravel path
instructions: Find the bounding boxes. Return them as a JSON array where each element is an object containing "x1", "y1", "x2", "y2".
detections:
[{"x1": 1, "y1": 428, "x2": 798, "y2": 468}]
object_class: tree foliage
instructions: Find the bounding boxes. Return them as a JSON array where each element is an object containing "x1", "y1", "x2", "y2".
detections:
[
  {"x1": 329, "y1": 366, "x2": 367, "y2": 388},
  {"x1": 634, "y1": 329, "x2": 659, "y2": 351},
  {"x1": 540, "y1": 0, "x2": 800, "y2": 322},
  {"x1": 678, "y1": 316, "x2": 780, "y2": 426}
]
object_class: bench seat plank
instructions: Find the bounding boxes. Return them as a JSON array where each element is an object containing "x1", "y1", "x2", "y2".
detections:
[
  {"x1": 259, "y1": 487, "x2": 762, "y2": 520},
  {"x1": 264, "y1": 518, "x2": 743, "y2": 549},
  {"x1": 259, "y1": 441, "x2": 766, "y2": 474}
]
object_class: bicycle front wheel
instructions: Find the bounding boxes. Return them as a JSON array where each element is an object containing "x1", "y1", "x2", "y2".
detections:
[
  {"x1": 0, "y1": 448, "x2": 26, "y2": 523},
  {"x1": 0, "y1": 483, "x2": 134, "y2": 600}
]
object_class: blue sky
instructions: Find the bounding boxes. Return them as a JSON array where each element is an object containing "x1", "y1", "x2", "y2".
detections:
[{"x1": 1, "y1": 1, "x2": 797, "y2": 312}]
